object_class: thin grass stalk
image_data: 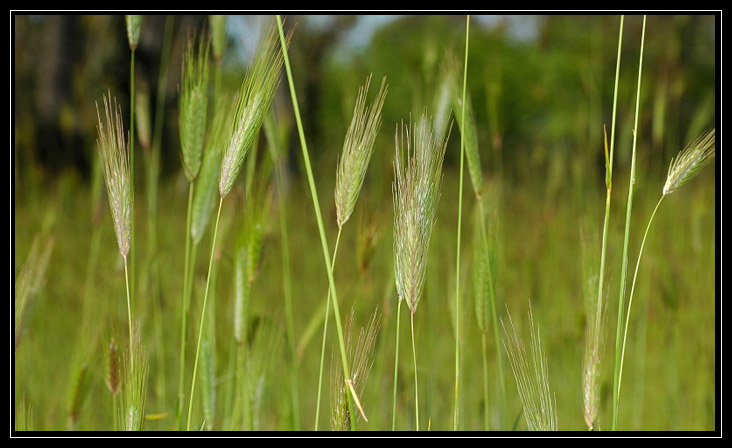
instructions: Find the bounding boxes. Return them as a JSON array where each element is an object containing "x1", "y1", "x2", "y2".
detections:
[
  {"x1": 176, "y1": 181, "x2": 195, "y2": 430},
  {"x1": 314, "y1": 227, "x2": 342, "y2": 430},
  {"x1": 583, "y1": 15, "x2": 625, "y2": 430},
  {"x1": 276, "y1": 15, "x2": 358, "y2": 431},
  {"x1": 124, "y1": 261, "x2": 134, "y2": 373},
  {"x1": 410, "y1": 311, "x2": 419, "y2": 430},
  {"x1": 616, "y1": 128, "x2": 715, "y2": 421},
  {"x1": 617, "y1": 196, "x2": 663, "y2": 395},
  {"x1": 392, "y1": 298, "x2": 403, "y2": 430},
  {"x1": 129, "y1": 47, "x2": 136, "y2": 314},
  {"x1": 584, "y1": 16, "x2": 624, "y2": 431},
  {"x1": 453, "y1": 15, "x2": 470, "y2": 431},
  {"x1": 612, "y1": 15, "x2": 646, "y2": 431},
  {"x1": 186, "y1": 197, "x2": 223, "y2": 431}
]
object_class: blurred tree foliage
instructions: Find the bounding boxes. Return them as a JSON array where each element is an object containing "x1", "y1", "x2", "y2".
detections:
[{"x1": 13, "y1": 14, "x2": 715, "y2": 195}]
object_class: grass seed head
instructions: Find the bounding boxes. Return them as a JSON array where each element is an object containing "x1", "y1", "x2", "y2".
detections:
[
  {"x1": 335, "y1": 74, "x2": 388, "y2": 228},
  {"x1": 121, "y1": 327, "x2": 149, "y2": 431},
  {"x1": 393, "y1": 113, "x2": 450, "y2": 314},
  {"x1": 330, "y1": 307, "x2": 381, "y2": 430},
  {"x1": 219, "y1": 22, "x2": 284, "y2": 199},
  {"x1": 663, "y1": 128, "x2": 715, "y2": 196},
  {"x1": 502, "y1": 303, "x2": 558, "y2": 431},
  {"x1": 179, "y1": 30, "x2": 211, "y2": 182},
  {"x1": 96, "y1": 92, "x2": 131, "y2": 261},
  {"x1": 125, "y1": 15, "x2": 142, "y2": 51}
]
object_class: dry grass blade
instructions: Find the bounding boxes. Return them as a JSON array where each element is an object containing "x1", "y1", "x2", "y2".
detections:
[
  {"x1": 179, "y1": 30, "x2": 211, "y2": 182},
  {"x1": 393, "y1": 114, "x2": 450, "y2": 313},
  {"x1": 335, "y1": 74, "x2": 388, "y2": 228},
  {"x1": 96, "y1": 92, "x2": 131, "y2": 261},
  {"x1": 330, "y1": 308, "x2": 381, "y2": 430},
  {"x1": 219, "y1": 22, "x2": 284, "y2": 198},
  {"x1": 502, "y1": 304, "x2": 558, "y2": 431},
  {"x1": 663, "y1": 128, "x2": 715, "y2": 196}
]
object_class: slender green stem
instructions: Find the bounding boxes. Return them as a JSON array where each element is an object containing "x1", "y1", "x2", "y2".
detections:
[
  {"x1": 597, "y1": 15, "x2": 624, "y2": 335},
  {"x1": 481, "y1": 331, "x2": 490, "y2": 431},
  {"x1": 392, "y1": 299, "x2": 403, "y2": 431},
  {"x1": 618, "y1": 195, "x2": 664, "y2": 404},
  {"x1": 186, "y1": 197, "x2": 223, "y2": 431},
  {"x1": 453, "y1": 14, "x2": 470, "y2": 432},
  {"x1": 612, "y1": 14, "x2": 646, "y2": 431},
  {"x1": 123, "y1": 259, "x2": 133, "y2": 373},
  {"x1": 176, "y1": 180, "x2": 195, "y2": 430},
  {"x1": 410, "y1": 311, "x2": 419, "y2": 431},
  {"x1": 276, "y1": 15, "x2": 357, "y2": 431},
  {"x1": 585, "y1": 17, "x2": 624, "y2": 431},
  {"x1": 129, "y1": 48, "x2": 136, "y2": 313},
  {"x1": 478, "y1": 198, "x2": 505, "y2": 429},
  {"x1": 314, "y1": 227, "x2": 343, "y2": 430}
]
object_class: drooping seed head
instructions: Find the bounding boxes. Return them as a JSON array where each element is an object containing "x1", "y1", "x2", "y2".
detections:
[
  {"x1": 96, "y1": 92, "x2": 131, "y2": 261},
  {"x1": 219, "y1": 22, "x2": 284, "y2": 199},
  {"x1": 393, "y1": 113, "x2": 450, "y2": 314},
  {"x1": 663, "y1": 128, "x2": 715, "y2": 196},
  {"x1": 209, "y1": 15, "x2": 227, "y2": 65},
  {"x1": 179, "y1": 30, "x2": 211, "y2": 182},
  {"x1": 335, "y1": 74, "x2": 388, "y2": 228},
  {"x1": 125, "y1": 15, "x2": 142, "y2": 51},
  {"x1": 502, "y1": 304, "x2": 558, "y2": 431}
]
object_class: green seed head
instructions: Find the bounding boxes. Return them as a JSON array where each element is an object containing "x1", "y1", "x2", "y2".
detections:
[
  {"x1": 219, "y1": 22, "x2": 284, "y2": 199},
  {"x1": 179, "y1": 30, "x2": 211, "y2": 182},
  {"x1": 393, "y1": 113, "x2": 450, "y2": 314},
  {"x1": 125, "y1": 15, "x2": 142, "y2": 51},
  {"x1": 96, "y1": 92, "x2": 131, "y2": 260},
  {"x1": 663, "y1": 128, "x2": 715, "y2": 196},
  {"x1": 335, "y1": 74, "x2": 388, "y2": 228}
]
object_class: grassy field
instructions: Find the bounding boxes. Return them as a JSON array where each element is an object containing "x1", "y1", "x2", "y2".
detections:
[{"x1": 13, "y1": 14, "x2": 717, "y2": 432}]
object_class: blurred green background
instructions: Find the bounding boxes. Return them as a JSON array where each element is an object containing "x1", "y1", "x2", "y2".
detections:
[{"x1": 13, "y1": 14, "x2": 716, "y2": 431}]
